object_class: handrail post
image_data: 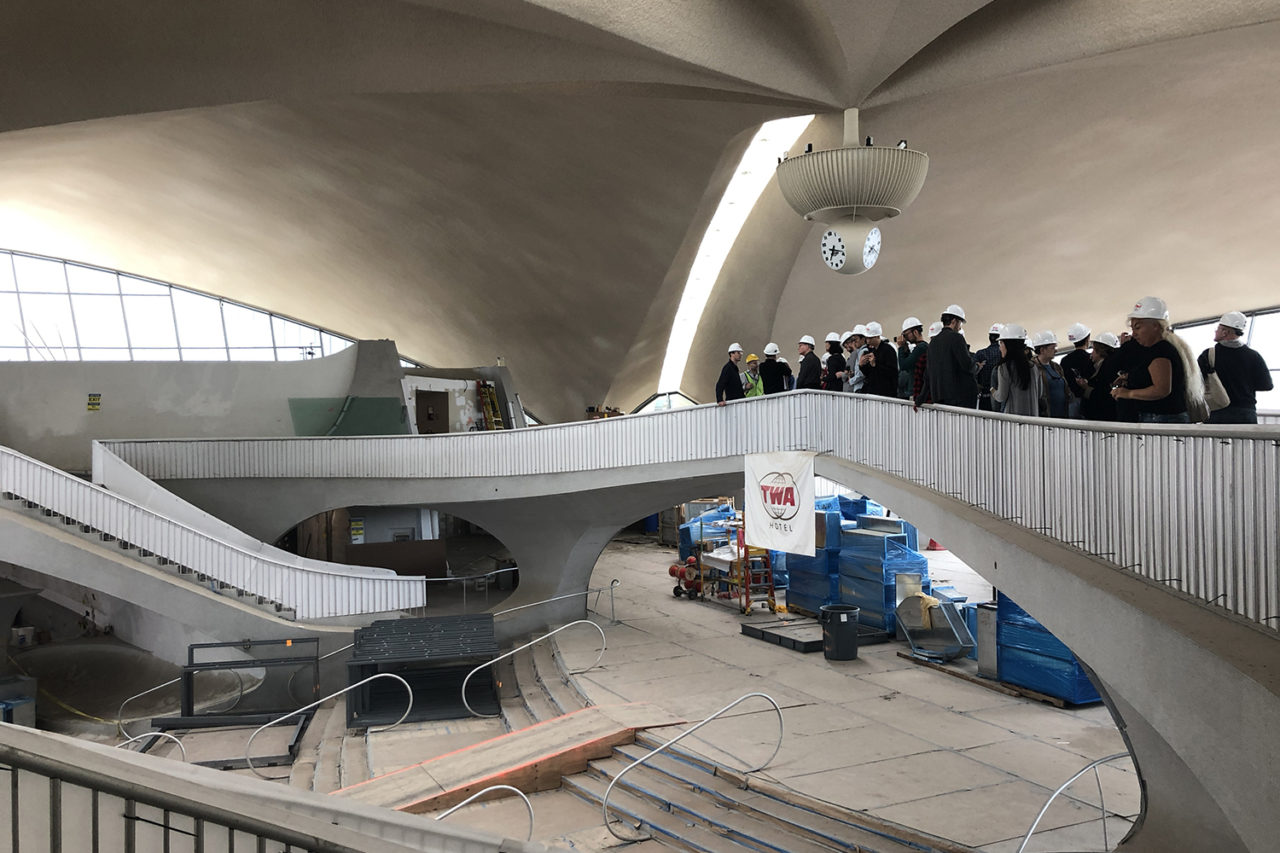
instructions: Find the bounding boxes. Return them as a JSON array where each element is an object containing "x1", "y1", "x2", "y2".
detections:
[{"x1": 602, "y1": 692, "x2": 784, "y2": 842}]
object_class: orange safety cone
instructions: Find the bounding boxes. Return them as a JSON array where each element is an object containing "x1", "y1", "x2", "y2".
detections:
[{"x1": 926, "y1": 538, "x2": 946, "y2": 551}]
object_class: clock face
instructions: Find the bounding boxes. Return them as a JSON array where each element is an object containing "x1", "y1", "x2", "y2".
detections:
[
  {"x1": 820, "y1": 230, "x2": 846, "y2": 270},
  {"x1": 863, "y1": 227, "x2": 882, "y2": 269}
]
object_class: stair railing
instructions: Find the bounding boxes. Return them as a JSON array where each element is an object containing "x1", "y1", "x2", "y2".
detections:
[
  {"x1": 1017, "y1": 752, "x2": 1133, "y2": 853},
  {"x1": 433, "y1": 784, "x2": 533, "y2": 841},
  {"x1": 115, "y1": 731, "x2": 188, "y2": 762},
  {"x1": 244, "y1": 672, "x2": 413, "y2": 779},
  {"x1": 460, "y1": 619, "x2": 607, "y2": 718},
  {"x1": 603, "y1": 691, "x2": 784, "y2": 842},
  {"x1": 493, "y1": 578, "x2": 621, "y2": 624},
  {"x1": 117, "y1": 669, "x2": 246, "y2": 739}
]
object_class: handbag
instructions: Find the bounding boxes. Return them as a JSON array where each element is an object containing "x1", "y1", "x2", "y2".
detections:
[{"x1": 1203, "y1": 347, "x2": 1232, "y2": 412}]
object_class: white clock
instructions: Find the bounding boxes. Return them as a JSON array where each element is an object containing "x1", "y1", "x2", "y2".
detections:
[
  {"x1": 818, "y1": 215, "x2": 881, "y2": 275},
  {"x1": 820, "y1": 229, "x2": 847, "y2": 271}
]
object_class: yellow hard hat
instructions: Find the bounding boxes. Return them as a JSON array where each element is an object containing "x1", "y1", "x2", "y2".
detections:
[{"x1": 746, "y1": 353, "x2": 759, "y2": 363}]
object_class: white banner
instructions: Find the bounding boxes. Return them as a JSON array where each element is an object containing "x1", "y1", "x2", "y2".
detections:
[{"x1": 744, "y1": 451, "x2": 815, "y2": 555}]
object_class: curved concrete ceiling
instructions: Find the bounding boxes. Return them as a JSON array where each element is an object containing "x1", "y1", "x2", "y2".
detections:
[{"x1": 2, "y1": 0, "x2": 1277, "y2": 419}]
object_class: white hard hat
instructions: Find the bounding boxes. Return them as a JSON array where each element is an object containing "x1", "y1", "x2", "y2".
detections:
[
  {"x1": 988, "y1": 323, "x2": 1003, "y2": 335},
  {"x1": 798, "y1": 334, "x2": 816, "y2": 347},
  {"x1": 927, "y1": 321, "x2": 943, "y2": 337},
  {"x1": 1030, "y1": 330, "x2": 1058, "y2": 348},
  {"x1": 901, "y1": 316, "x2": 923, "y2": 332},
  {"x1": 852, "y1": 324, "x2": 868, "y2": 337},
  {"x1": 763, "y1": 342, "x2": 780, "y2": 356},
  {"x1": 1093, "y1": 331, "x2": 1121, "y2": 349},
  {"x1": 1066, "y1": 322, "x2": 1091, "y2": 343},
  {"x1": 1127, "y1": 296, "x2": 1169, "y2": 321},
  {"x1": 1219, "y1": 311, "x2": 1247, "y2": 333},
  {"x1": 825, "y1": 332, "x2": 842, "y2": 343},
  {"x1": 840, "y1": 329, "x2": 856, "y2": 344},
  {"x1": 864, "y1": 321, "x2": 883, "y2": 337},
  {"x1": 998, "y1": 323, "x2": 1028, "y2": 341},
  {"x1": 727, "y1": 342, "x2": 743, "y2": 353},
  {"x1": 944, "y1": 304, "x2": 967, "y2": 321}
]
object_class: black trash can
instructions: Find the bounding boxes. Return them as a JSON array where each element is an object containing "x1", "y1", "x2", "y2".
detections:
[{"x1": 820, "y1": 604, "x2": 860, "y2": 661}]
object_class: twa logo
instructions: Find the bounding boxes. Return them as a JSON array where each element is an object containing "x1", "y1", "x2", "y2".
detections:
[{"x1": 758, "y1": 472, "x2": 800, "y2": 520}]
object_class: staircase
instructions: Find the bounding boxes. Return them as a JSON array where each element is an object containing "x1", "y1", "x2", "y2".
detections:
[{"x1": 1, "y1": 490, "x2": 295, "y2": 619}]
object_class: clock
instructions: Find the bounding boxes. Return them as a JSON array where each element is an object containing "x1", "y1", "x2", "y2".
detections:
[
  {"x1": 817, "y1": 215, "x2": 881, "y2": 275},
  {"x1": 820, "y1": 229, "x2": 847, "y2": 271}
]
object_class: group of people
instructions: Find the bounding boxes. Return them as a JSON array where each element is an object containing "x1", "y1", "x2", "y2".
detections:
[{"x1": 716, "y1": 298, "x2": 1273, "y2": 425}]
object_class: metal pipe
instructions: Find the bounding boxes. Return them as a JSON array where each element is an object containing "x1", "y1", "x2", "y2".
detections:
[
  {"x1": 1016, "y1": 752, "x2": 1132, "y2": 853},
  {"x1": 433, "y1": 784, "x2": 533, "y2": 841},
  {"x1": 115, "y1": 731, "x2": 188, "y2": 762}
]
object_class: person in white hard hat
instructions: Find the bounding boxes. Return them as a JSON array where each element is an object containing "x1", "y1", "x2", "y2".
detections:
[
  {"x1": 918, "y1": 304, "x2": 978, "y2": 408},
  {"x1": 835, "y1": 330, "x2": 858, "y2": 392},
  {"x1": 822, "y1": 332, "x2": 846, "y2": 392},
  {"x1": 1080, "y1": 332, "x2": 1123, "y2": 422},
  {"x1": 1031, "y1": 330, "x2": 1069, "y2": 418},
  {"x1": 795, "y1": 334, "x2": 823, "y2": 390},
  {"x1": 908, "y1": 321, "x2": 946, "y2": 404},
  {"x1": 991, "y1": 324, "x2": 1039, "y2": 416},
  {"x1": 975, "y1": 323, "x2": 1003, "y2": 411},
  {"x1": 1196, "y1": 311, "x2": 1273, "y2": 424},
  {"x1": 842, "y1": 325, "x2": 869, "y2": 392},
  {"x1": 896, "y1": 317, "x2": 926, "y2": 399},
  {"x1": 715, "y1": 342, "x2": 746, "y2": 405},
  {"x1": 758, "y1": 342, "x2": 792, "y2": 394},
  {"x1": 1061, "y1": 322, "x2": 1094, "y2": 418},
  {"x1": 856, "y1": 321, "x2": 898, "y2": 397},
  {"x1": 1112, "y1": 296, "x2": 1203, "y2": 424}
]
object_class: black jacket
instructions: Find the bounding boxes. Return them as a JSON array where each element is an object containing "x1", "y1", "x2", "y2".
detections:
[
  {"x1": 715, "y1": 359, "x2": 744, "y2": 402},
  {"x1": 823, "y1": 351, "x2": 847, "y2": 392},
  {"x1": 857, "y1": 341, "x2": 898, "y2": 397},
  {"x1": 919, "y1": 327, "x2": 978, "y2": 407},
  {"x1": 795, "y1": 351, "x2": 822, "y2": 390},
  {"x1": 758, "y1": 357, "x2": 792, "y2": 394}
]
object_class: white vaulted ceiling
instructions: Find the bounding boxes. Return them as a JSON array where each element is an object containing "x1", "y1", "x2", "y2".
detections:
[{"x1": 2, "y1": 0, "x2": 1279, "y2": 419}]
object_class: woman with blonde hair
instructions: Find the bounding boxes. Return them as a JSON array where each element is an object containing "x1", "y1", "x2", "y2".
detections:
[{"x1": 1111, "y1": 297, "x2": 1205, "y2": 424}]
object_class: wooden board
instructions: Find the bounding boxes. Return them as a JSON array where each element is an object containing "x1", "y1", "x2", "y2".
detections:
[{"x1": 332, "y1": 702, "x2": 684, "y2": 813}]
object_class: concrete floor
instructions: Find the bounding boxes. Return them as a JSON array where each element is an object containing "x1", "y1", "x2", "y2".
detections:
[{"x1": 537, "y1": 538, "x2": 1140, "y2": 853}]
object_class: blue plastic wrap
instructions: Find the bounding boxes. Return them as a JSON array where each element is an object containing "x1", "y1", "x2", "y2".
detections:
[
  {"x1": 786, "y1": 550, "x2": 839, "y2": 608},
  {"x1": 817, "y1": 510, "x2": 843, "y2": 550},
  {"x1": 678, "y1": 508, "x2": 736, "y2": 560},
  {"x1": 996, "y1": 593, "x2": 1100, "y2": 704},
  {"x1": 814, "y1": 495, "x2": 843, "y2": 513},
  {"x1": 767, "y1": 551, "x2": 789, "y2": 589},
  {"x1": 837, "y1": 539, "x2": 928, "y2": 582},
  {"x1": 838, "y1": 495, "x2": 885, "y2": 521}
]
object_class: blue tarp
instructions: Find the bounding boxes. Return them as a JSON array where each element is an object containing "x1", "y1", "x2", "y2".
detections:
[
  {"x1": 836, "y1": 539, "x2": 929, "y2": 632},
  {"x1": 996, "y1": 593, "x2": 1100, "y2": 704},
  {"x1": 678, "y1": 506, "x2": 735, "y2": 561},
  {"x1": 817, "y1": 510, "x2": 843, "y2": 551},
  {"x1": 838, "y1": 495, "x2": 885, "y2": 521},
  {"x1": 814, "y1": 495, "x2": 843, "y2": 513},
  {"x1": 767, "y1": 551, "x2": 789, "y2": 589}
]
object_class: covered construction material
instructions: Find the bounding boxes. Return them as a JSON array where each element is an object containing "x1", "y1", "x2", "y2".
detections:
[
  {"x1": 838, "y1": 536, "x2": 930, "y2": 633},
  {"x1": 996, "y1": 593, "x2": 1101, "y2": 705}
]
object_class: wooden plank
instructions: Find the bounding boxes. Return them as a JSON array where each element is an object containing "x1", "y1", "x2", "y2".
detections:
[
  {"x1": 331, "y1": 702, "x2": 684, "y2": 813},
  {"x1": 895, "y1": 652, "x2": 1067, "y2": 708}
]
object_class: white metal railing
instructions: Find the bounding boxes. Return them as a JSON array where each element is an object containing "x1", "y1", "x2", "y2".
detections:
[
  {"x1": 1018, "y1": 752, "x2": 1133, "y2": 852},
  {"x1": 460, "y1": 620, "x2": 606, "y2": 718},
  {"x1": 434, "y1": 785, "x2": 534, "y2": 841},
  {"x1": 603, "y1": 692, "x2": 784, "y2": 841},
  {"x1": 0, "y1": 446, "x2": 426, "y2": 619},
  {"x1": 99, "y1": 393, "x2": 1280, "y2": 629},
  {"x1": 493, "y1": 578, "x2": 621, "y2": 623}
]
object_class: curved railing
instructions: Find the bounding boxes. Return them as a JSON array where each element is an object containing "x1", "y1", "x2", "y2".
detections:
[
  {"x1": 115, "y1": 732, "x2": 188, "y2": 762},
  {"x1": 117, "y1": 670, "x2": 247, "y2": 739},
  {"x1": 602, "y1": 691, "x2": 784, "y2": 841},
  {"x1": 1018, "y1": 752, "x2": 1133, "y2": 853},
  {"x1": 244, "y1": 673, "x2": 412, "y2": 778},
  {"x1": 0, "y1": 445, "x2": 426, "y2": 619},
  {"x1": 494, "y1": 579, "x2": 621, "y2": 623},
  {"x1": 98, "y1": 392, "x2": 1280, "y2": 628},
  {"x1": 460, "y1": 620, "x2": 607, "y2": 718},
  {"x1": 433, "y1": 784, "x2": 534, "y2": 841}
]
